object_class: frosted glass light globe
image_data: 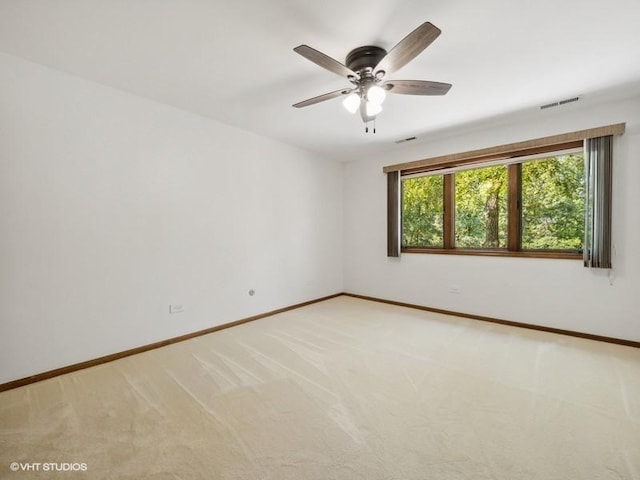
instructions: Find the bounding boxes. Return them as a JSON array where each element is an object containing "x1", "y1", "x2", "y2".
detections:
[
  {"x1": 366, "y1": 102, "x2": 382, "y2": 117},
  {"x1": 342, "y1": 93, "x2": 360, "y2": 114},
  {"x1": 367, "y1": 85, "x2": 386, "y2": 105}
]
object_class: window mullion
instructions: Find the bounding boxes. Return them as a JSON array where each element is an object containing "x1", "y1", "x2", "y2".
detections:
[
  {"x1": 507, "y1": 163, "x2": 522, "y2": 251},
  {"x1": 443, "y1": 174, "x2": 455, "y2": 249}
]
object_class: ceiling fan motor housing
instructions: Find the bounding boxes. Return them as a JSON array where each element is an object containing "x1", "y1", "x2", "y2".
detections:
[{"x1": 345, "y1": 46, "x2": 387, "y2": 77}]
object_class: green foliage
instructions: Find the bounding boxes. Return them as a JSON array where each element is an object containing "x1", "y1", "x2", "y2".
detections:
[
  {"x1": 402, "y1": 176, "x2": 443, "y2": 247},
  {"x1": 401, "y1": 153, "x2": 585, "y2": 252},
  {"x1": 455, "y1": 165, "x2": 507, "y2": 248},
  {"x1": 521, "y1": 154, "x2": 584, "y2": 250}
]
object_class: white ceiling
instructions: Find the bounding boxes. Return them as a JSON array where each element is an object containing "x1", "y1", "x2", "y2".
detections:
[{"x1": 1, "y1": 0, "x2": 640, "y2": 161}]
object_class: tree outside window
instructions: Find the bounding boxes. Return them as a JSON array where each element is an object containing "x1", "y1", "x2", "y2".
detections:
[{"x1": 401, "y1": 151, "x2": 584, "y2": 256}]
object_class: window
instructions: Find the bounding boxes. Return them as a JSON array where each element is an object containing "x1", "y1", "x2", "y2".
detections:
[
  {"x1": 386, "y1": 123, "x2": 624, "y2": 260},
  {"x1": 402, "y1": 175, "x2": 444, "y2": 248},
  {"x1": 521, "y1": 153, "x2": 585, "y2": 251},
  {"x1": 400, "y1": 149, "x2": 585, "y2": 258},
  {"x1": 455, "y1": 165, "x2": 508, "y2": 249}
]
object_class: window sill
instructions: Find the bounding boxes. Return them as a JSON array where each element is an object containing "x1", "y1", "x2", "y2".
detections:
[{"x1": 401, "y1": 248, "x2": 582, "y2": 260}]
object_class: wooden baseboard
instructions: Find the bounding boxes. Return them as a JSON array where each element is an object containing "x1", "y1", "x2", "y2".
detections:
[
  {"x1": 0, "y1": 293, "x2": 342, "y2": 393},
  {"x1": 343, "y1": 293, "x2": 640, "y2": 349},
  {"x1": 3, "y1": 291, "x2": 637, "y2": 393}
]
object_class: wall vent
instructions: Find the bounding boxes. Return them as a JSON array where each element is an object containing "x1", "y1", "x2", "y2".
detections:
[
  {"x1": 395, "y1": 136, "x2": 417, "y2": 144},
  {"x1": 559, "y1": 96, "x2": 580, "y2": 105},
  {"x1": 540, "y1": 96, "x2": 580, "y2": 110}
]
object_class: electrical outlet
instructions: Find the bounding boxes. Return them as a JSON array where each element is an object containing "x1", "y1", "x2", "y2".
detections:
[{"x1": 169, "y1": 304, "x2": 184, "y2": 314}]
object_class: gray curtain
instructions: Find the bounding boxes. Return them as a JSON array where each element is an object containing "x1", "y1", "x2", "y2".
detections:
[
  {"x1": 387, "y1": 171, "x2": 400, "y2": 257},
  {"x1": 584, "y1": 135, "x2": 613, "y2": 268}
]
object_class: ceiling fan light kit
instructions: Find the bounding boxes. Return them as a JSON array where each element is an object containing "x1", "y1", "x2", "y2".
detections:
[
  {"x1": 342, "y1": 93, "x2": 360, "y2": 114},
  {"x1": 367, "y1": 85, "x2": 387, "y2": 105},
  {"x1": 293, "y1": 22, "x2": 452, "y2": 132}
]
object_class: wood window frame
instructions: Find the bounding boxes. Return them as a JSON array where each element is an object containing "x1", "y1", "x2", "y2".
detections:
[
  {"x1": 386, "y1": 124, "x2": 625, "y2": 259},
  {"x1": 400, "y1": 145, "x2": 584, "y2": 259}
]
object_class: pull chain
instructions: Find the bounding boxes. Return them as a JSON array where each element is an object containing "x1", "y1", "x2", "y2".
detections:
[{"x1": 364, "y1": 120, "x2": 377, "y2": 134}]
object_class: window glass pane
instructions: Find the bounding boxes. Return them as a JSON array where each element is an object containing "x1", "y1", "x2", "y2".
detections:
[
  {"x1": 521, "y1": 153, "x2": 584, "y2": 251},
  {"x1": 455, "y1": 165, "x2": 507, "y2": 248},
  {"x1": 402, "y1": 176, "x2": 444, "y2": 247}
]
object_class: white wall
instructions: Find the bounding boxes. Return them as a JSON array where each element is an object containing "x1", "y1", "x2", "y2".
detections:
[
  {"x1": 2, "y1": 50, "x2": 638, "y2": 387},
  {"x1": 344, "y1": 94, "x2": 640, "y2": 342},
  {"x1": 0, "y1": 53, "x2": 343, "y2": 384}
]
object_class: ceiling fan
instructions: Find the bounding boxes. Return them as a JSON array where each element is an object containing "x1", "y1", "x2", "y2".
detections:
[{"x1": 292, "y1": 22, "x2": 452, "y2": 131}]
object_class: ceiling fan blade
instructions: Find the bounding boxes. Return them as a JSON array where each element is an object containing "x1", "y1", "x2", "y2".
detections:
[
  {"x1": 374, "y1": 22, "x2": 441, "y2": 76},
  {"x1": 292, "y1": 88, "x2": 354, "y2": 108},
  {"x1": 294, "y1": 45, "x2": 357, "y2": 78},
  {"x1": 384, "y1": 80, "x2": 452, "y2": 96}
]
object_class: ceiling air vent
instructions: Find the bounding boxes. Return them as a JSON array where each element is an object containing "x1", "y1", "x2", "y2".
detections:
[
  {"x1": 395, "y1": 136, "x2": 417, "y2": 144},
  {"x1": 540, "y1": 96, "x2": 580, "y2": 110}
]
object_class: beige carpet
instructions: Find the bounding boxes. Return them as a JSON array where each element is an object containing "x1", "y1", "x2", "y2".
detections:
[{"x1": 1, "y1": 296, "x2": 639, "y2": 479}]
